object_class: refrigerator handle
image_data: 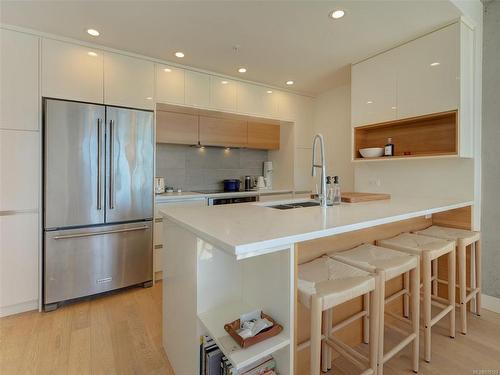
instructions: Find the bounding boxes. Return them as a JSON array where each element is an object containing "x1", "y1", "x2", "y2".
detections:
[
  {"x1": 52, "y1": 225, "x2": 149, "y2": 240},
  {"x1": 109, "y1": 119, "x2": 115, "y2": 209},
  {"x1": 97, "y1": 118, "x2": 102, "y2": 210}
]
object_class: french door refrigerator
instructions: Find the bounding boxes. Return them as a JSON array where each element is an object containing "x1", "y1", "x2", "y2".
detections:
[{"x1": 43, "y1": 98, "x2": 154, "y2": 311}]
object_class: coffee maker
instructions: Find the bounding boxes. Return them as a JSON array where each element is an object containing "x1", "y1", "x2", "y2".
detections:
[{"x1": 263, "y1": 161, "x2": 273, "y2": 189}]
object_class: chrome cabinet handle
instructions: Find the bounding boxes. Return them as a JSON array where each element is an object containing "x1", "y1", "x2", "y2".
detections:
[
  {"x1": 52, "y1": 225, "x2": 149, "y2": 240},
  {"x1": 109, "y1": 119, "x2": 115, "y2": 209},
  {"x1": 97, "y1": 118, "x2": 102, "y2": 210}
]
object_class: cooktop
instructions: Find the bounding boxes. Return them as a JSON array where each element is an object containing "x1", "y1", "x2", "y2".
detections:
[{"x1": 192, "y1": 189, "x2": 257, "y2": 194}]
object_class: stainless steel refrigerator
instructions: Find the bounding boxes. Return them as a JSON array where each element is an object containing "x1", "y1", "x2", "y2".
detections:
[{"x1": 43, "y1": 98, "x2": 154, "y2": 311}]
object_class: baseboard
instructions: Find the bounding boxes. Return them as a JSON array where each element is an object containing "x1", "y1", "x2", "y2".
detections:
[
  {"x1": 482, "y1": 294, "x2": 500, "y2": 314},
  {"x1": 0, "y1": 299, "x2": 38, "y2": 318}
]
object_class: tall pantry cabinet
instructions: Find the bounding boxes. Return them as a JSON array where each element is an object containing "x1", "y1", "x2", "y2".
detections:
[{"x1": 0, "y1": 28, "x2": 40, "y2": 316}]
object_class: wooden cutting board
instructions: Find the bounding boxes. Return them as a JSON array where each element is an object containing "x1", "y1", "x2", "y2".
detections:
[{"x1": 341, "y1": 192, "x2": 391, "y2": 203}]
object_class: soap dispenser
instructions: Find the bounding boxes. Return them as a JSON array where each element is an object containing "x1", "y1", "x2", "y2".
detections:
[{"x1": 330, "y1": 176, "x2": 341, "y2": 205}]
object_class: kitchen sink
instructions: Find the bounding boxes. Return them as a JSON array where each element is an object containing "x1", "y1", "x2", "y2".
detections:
[{"x1": 268, "y1": 201, "x2": 321, "y2": 210}]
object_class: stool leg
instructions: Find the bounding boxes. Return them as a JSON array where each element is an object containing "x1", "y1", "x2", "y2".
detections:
[
  {"x1": 423, "y1": 254, "x2": 432, "y2": 363},
  {"x1": 448, "y1": 249, "x2": 456, "y2": 338},
  {"x1": 363, "y1": 293, "x2": 370, "y2": 344},
  {"x1": 378, "y1": 273, "x2": 386, "y2": 375},
  {"x1": 411, "y1": 264, "x2": 420, "y2": 373},
  {"x1": 321, "y1": 311, "x2": 329, "y2": 372},
  {"x1": 310, "y1": 296, "x2": 322, "y2": 375},
  {"x1": 476, "y1": 240, "x2": 482, "y2": 316},
  {"x1": 369, "y1": 280, "x2": 381, "y2": 375},
  {"x1": 458, "y1": 244, "x2": 467, "y2": 335},
  {"x1": 326, "y1": 309, "x2": 333, "y2": 369},
  {"x1": 470, "y1": 243, "x2": 477, "y2": 315},
  {"x1": 403, "y1": 271, "x2": 410, "y2": 318},
  {"x1": 432, "y1": 259, "x2": 438, "y2": 296}
]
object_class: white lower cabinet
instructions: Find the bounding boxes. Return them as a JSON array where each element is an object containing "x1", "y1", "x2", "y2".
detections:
[
  {"x1": 0, "y1": 213, "x2": 39, "y2": 316},
  {"x1": 154, "y1": 198, "x2": 207, "y2": 279}
]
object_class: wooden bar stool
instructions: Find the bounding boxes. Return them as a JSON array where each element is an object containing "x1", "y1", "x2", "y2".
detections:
[
  {"x1": 297, "y1": 256, "x2": 380, "y2": 375},
  {"x1": 330, "y1": 244, "x2": 420, "y2": 375},
  {"x1": 414, "y1": 225, "x2": 481, "y2": 334},
  {"x1": 377, "y1": 233, "x2": 456, "y2": 363}
]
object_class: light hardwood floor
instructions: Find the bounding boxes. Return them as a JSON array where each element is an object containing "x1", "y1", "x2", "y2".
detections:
[{"x1": 1, "y1": 282, "x2": 499, "y2": 375}]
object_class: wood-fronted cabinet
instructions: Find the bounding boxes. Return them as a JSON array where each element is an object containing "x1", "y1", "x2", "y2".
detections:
[
  {"x1": 156, "y1": 110, "x2": 198, "y2": 145},
  {"x1": 247, "y1": 122, "x2": 280, "y2": 150},
  {"x1": 199, "y1": 116, "x2": 247, "y2": 147},
  {"x1": 42, "y1": 38, "x2": 104, "y2": 103},
  {"x1": 104, "y1": 52, "x2": 154, "y2": 109}
]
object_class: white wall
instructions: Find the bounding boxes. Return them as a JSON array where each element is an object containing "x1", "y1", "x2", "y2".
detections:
[{"x1": 313, "y1": 83, "x2": 354, "y2": 192}]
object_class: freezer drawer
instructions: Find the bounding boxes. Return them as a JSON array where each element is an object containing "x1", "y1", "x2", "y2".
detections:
[{"x1": 44, "y1": 221, "x2": 152, "y2": 305}]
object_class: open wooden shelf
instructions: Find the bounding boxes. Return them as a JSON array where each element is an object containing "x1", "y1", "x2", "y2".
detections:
[
  {"x1": 198, "y1": 301, "x2": 290, "y2": 371},
  {"x1": 353, "y1": 110, "x2": 458, "y2": 161}
]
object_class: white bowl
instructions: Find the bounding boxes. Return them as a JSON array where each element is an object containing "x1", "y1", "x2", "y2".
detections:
[{"x1": 359, "y1": 147, "x2": 384, "y2": 158}]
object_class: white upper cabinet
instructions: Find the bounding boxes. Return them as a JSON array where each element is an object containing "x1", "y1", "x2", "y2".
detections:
[
  {"x1": 397, "y1": 23, "x2": 460, "y2": 119},
  {"x1": 104, "y1": 52, "x2": 154, "y2": 109},
  {"x1": 351, "y1": 49, "x2": 397, "y2": 127},
  {"x1": 0, "y1": 29, "x2": 39, "y2": 131},
  {"x1": 186, "y1": 70, "x2": 210, "y2": 108},
  {"x1": 42, "y1": 38, "x2": 103, "y2": 103},
  {"x1": 237, "y1": 82, "x2": 278, "y2": 118},
  {"x1": 210, "y1": 76, "x2": 237, "y2": 112},
  {"x1": 156, "y1": 64, "x2": 185, "y2": 105}
]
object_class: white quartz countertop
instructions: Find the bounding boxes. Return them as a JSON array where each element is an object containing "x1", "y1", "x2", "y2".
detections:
[
  {"x1": 159, "y1": 196, "x2": 472, "y2": 259},
  {"x1": 155, "y1": 189, "x2": 306, "y2": 202}
]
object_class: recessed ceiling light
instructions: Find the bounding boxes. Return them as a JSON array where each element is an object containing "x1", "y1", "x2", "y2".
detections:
[
  {"x1": 175, "y1": 51, "x2": 185, "y2": 58},
  {"x1": 221, "y1": 80, "x2": 228, "y2": 85},
  {"x1": 430, "y1": 62, "x2": 440, "y2": 67},
  {"x1": 366, "y1": 100, "x2": 373, "y2": 104},
  {"x1": 329, "y1": 10, "x2": 345, "y2": 19},
  {"x1": 267, "y1": 90, "x2": 273, "y2": 94},
  {"x1": 391, "y1": 106, "x2": 397, "y2": 110},
  {"x1": 87, "y1": 28, "x2": 100, "y2": 36},
  {"x1": 286, "y1": 80, "x2": 294, "y2": 85},
  {"x1": 145, "y1": 97, "x2": 153, "y2": 100},
  {"x1": 238, "y1": 68, "x2": 247, "y2": 73},
  {"x1": 87, "y1": 51, "x2": 98, "y2": 57},
  {"x1": 164, "y1": 68, "x2": 172, "y2": 72}
]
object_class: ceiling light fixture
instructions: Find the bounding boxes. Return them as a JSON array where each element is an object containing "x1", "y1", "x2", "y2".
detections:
[
  {"x1": 87, "y1": 28, "x2": 100, "y2": 36},
  {"x1": 175, "y1": 51, "x2": 185, "y2": 58},
  {"x1": 430, "y1": 62, "x2": 440, "y2": 67},
  {"x1": 367, "y1": 100, "x2": 373, "y2": 104},
  {"x1": 329, "y1": 9, "x2": 345, "y2": 19},
  {"x1": 87, "y1": 51, "x2": 98, "y2": 57},
  {"x1": 164, "y1": 68, "x2": 172, "y2": 72},
  {"x1": 267, "y1": 90, "x2": 273, "y2": 94},
  {"x1": 286, "y1": 80, "x2": 294, "y2": 85},
  {"x1": 238, "y1": 68, "x2": 247, "y2": 73},
  {"x1": 221, "y1": 80, "x2": 228, "y2": 85},
  {"x1": 145, "y1": 97, "x2": 153, "y2": 100}
]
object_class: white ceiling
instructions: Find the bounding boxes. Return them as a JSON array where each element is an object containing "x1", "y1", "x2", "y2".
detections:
[{"x1": 0, "y1": 0, "x2": 462, "y2": 95}]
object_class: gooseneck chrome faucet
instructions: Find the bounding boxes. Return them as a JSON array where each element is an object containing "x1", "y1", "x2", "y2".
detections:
[{"x1": 312, "y1": 134, "x2": 327, "y2": 208}]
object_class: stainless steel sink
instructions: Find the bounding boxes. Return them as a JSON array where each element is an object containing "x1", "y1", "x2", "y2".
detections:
[{"x1": 268, "y1": 201, "x2": 321, "y2": 210}]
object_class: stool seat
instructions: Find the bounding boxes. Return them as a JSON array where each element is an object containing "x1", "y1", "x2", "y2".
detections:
[
  {"x1": 298, "y1": 256, "x2": 375, "y2": 310},
  {"x1": 377, "y1": 233, "x2": 455, "y2": 259},
  {"x1": 330, "y1": 243, "x2": 418, "y2": 281},
  {"x1": 414, "y1": 225, "x2": 480, "y2": 246}
]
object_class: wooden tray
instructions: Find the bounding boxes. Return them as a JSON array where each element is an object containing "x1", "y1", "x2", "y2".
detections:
[
  {"x1": 224, "y1": 312, "x2": 283, "y2": 349},
  {"x1": 341, "y1": 192, "x2": 391, "y2": 203}
]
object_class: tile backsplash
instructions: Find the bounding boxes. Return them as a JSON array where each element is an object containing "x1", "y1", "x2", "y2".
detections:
[{"x1": 156, "y1": 144, "x2": 268, "y2": 191}]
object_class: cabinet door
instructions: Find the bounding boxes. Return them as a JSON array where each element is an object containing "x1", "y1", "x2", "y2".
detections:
[
  {"x1": 199, "y1": 116, "x2": 247, "y2": 147},
  {"x1": 0, "y1": 29, "x2": 39, "y2": 131},
  {"x1": 156, "y1": 110, "x2": 199, "y2": 145},
  {"x1": 351, "y1": 50, "x2": 397, "y2": 126},
  {"x1": 458, "y1": 21, "x2": 474, "y2": 158},
  {"x1": 397, "y1": 23, "x2": 459, "y2": 119},
  {"x1": 210, "y1": 76, "x2": 237, "y2": 112},
  {"x1": 186, "y1": 70, "x2": 210, "y2": 108},
  {"x1": 104, "y1": 52, "x2": 154, "y2": 109},
  {"x1": 247, "y1": 122, "x2": 280, "y2": 150},
  {"x1": 156, "y1": 64, "x2": 185, "y2": 105},
  {"x1": 0, "y1": 213, "x2": 39, "y2": 310},
  {"x1": 0, "y1": 130, "x2": 39, "y2": 212},
  {"x1": 42, "y1": 38, "x2": 103, "y2": 103}
]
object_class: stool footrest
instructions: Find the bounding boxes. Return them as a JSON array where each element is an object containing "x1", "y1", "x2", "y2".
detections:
[
  {"x1": 385, "y1": 311, "x2": 413, "y2": 326},
  {"x1": 430, "y1": 305, "x2": 454, "y2": 327},
  {"x1": 385, "y1": 288, "x2": 408, "y2": 305},
  {"x1": 382, "y1": 333, "x2": 417, "y2": 365},
  {"x1": 326, "y1": 336, "x2": 368, "y2": 370}
]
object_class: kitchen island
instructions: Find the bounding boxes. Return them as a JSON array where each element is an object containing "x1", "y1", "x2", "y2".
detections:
[{"x1": 160, "y1": 196, "x2": 473, "y2": 375}]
